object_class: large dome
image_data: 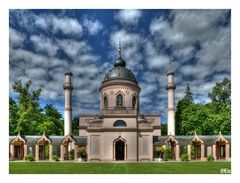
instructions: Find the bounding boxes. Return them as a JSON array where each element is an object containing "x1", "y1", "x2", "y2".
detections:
[{"x1": 103, "y1": 56, "x2": 137, "y2": 83}]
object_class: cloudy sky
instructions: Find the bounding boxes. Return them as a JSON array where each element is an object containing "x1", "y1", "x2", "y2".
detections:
[{"x1": 9, "y1": 9, "x2": 231, "y2": 123}]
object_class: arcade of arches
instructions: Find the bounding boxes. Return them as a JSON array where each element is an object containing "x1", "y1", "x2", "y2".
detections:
[{"x1": 9, "y1": 133, "x2": 230, "y2": 161}]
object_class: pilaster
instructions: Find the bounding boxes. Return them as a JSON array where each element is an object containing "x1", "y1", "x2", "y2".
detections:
[
  {"x1": 175, "y1": 144, "x2": 179, "y2": 161},
  {"x1": 10, "y1": 144, "x2": 14, "y2": 160},
  {"x1": 35, "y1": 144, "x2": 39, "y2": 161},
  {"x1": 226, "y1": 143, "x2": 230, "y2": 160},
  {"x1": 187, "y1": 144, "x2": 191, "y2": 161},
  {"x1": 49, "y1": 144, "x2": 53, "y2": 161},
  {"x1": 212, "y1": 144, "x2": 216, "y2": 160},
  {"x1": 201, "y1": 143, "x2": 205, "y2": 160}
]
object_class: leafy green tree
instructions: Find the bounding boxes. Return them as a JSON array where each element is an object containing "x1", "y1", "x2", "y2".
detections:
[
  {"x1": 208, "y1": 77, "x2": 231, "y2": 134},
  {"x1": 208, "y1": 77, "x2": 231, "y2": 108},
  {"x1": 38, "y1": 104, "x2": 63, "y2": 135},
  {"x1": 9, "y1": 80, "x2": 64, "y2": 135},
  {"x1": 9, "y1": 97, "x2": 19, "y2": 135},
  {"x1": 11, "y1": 80, "x2": 43, "y2": 135},
  {"x1": 161, "y1": 123, "x2": 167, "y2": 136},
  {"x1": 175, "y1": 84, "x2": 194, "y2": 135},
  {"x1": 175, "y1": 78, "x2": 231, "y2": 135},
  {"x1": 72, "y1": 116, "x2": 79, "y2": 136},
  {"x1": 184, "y1": 83, "x2": 193, "y2": 102}
]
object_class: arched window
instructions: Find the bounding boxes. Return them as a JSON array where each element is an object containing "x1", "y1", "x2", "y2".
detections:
[
  {"x1": 113, "y1": 120, "x2": 127, "y2": 127},
  {"x1": 104, "y1": 96, "x2": 108, "y2": 109},
  {"x1": 116, "y1": 94, "x2": 123, "y2": 107},
  {"x1": 132, "y1": 96, "x2": 136, "y2": 109}
]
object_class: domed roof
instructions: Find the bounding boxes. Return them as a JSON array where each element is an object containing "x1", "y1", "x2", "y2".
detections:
[
  {"x1": 103, "y1": 64, "x2": 137, "y2": 83},
  {"x1": 103, "y1": 42, "x2": 137, "y2": 84}
]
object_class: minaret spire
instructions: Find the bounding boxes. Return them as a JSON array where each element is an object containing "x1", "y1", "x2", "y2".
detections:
[
  {"x1": 118, "y1": 39, "x2": 122, "y2": 58},
  {"x1": 67, "y1": 61, "x2": 71, "y2": 72},
  {"x1": 114, "y1": 39, "x2": 126, "y2": 67}
]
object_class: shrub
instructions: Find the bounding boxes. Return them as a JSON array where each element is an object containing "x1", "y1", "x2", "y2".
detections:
[
  {"x1": 165, "y1": 147, "x2": 171, "y2": 160},
  {"x1": 181, "y1": 154, "x2": 189, "y2": 161},
  {"x1": 78, "y1": 146, "x2": 86, "y2": 158},
  {"x1": 155, "y1": 146, "x2": 166, "y2": 158},
  {"x1": 69, "y1": 149, "x2": 74, "y2": 160},
  {"x1": 207, "y1": 155, "x2": 214, "y2": 161},
  {"x1": 24, "y1": 153, "x2": 34, "y2": 161},
  {"x1": 52, "y1": 155, "x2": 59, "y2": 161}
]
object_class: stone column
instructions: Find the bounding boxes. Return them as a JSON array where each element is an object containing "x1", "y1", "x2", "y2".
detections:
[
  {"x1": 201, "y1": 143, "x2": 205, "y2": 160},
  {"x1": 35, "y1": 144, "x2": 39, "y2": 161},
  {"x1": 175, "y1": 144, "x2": 179, "y2": 161},
  {"x1": 49, "y1": 144, "x2": 53, "y2": 161},
  {"x1": 10, "y1": 144, "x2": 14, "y2": 160},
  {"x1": 225, "y1": 143, "x2": 230, "y2": 160},
  {"x1": 212, "y1": 144, "x2": 216, "y2": 160},
  {"x1": 24, "y1": 144, "x2": 28, "y2": 158},
  {"x1": 187, "y1": 144, "x2": 191, "y2": 161},
  {"x1": 60, "y1": 145, "x2": 64, "y2": 161},
  {"x1": 74, "y1": 144, "x2": 78, "y2": 161}
]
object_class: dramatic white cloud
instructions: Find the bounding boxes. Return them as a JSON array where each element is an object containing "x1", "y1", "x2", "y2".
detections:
[
  {"x1": 57, "y1": 39, "x2": 91, "y2": 60},
  {"x1": 83, "y1": 18, "x2": 103, "y2": 35},
  {"x1": 30, "y1": 35, "x2": 59, "y2": 57},
  {"x1": 9, "y1": 28, "x2": 25, "y2": 48},
  {"x1": 110, "y1": 29, "x2": 143, "y2": 73},
  {"x1": 148, "y1": 9, "x2": 230, "y2": 109},
  {"x1": 52, "y1": 16, "x2": 83, "y2": 36},
  {"x1": 115, "y1": 9, "x2": 142, "y2": 25},
  {"x1": 9, "y1": 10, "x2": 231, "y2": 123}
]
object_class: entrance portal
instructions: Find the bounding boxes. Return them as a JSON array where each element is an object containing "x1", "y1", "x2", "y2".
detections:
[{"x1": 115, "y1": 140, "x2": 125, "y2": 160}]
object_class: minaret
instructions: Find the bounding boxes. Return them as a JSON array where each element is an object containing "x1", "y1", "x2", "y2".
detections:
[
  {"x1": 166, "y1": 59, "x2": 176, "y2": 135},
  {"x1": 63, "y1": 63, "x2": 73, "y2": 136}
]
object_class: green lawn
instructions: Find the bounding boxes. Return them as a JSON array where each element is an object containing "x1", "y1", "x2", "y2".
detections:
[{"x1": 9, "y1": 161, "x2": 231, "y2": 174}]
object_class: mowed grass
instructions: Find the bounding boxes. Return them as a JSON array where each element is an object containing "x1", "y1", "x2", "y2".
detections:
[{"x1": 9, "y1": 161, "x2": 231, "y2": 174}]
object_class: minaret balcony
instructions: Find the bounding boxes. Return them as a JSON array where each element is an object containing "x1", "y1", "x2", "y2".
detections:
[
  {"x1": 63, "y1": 82, "x2": 73, "y2": 90},
  {"x1": 166, "y1": 82, "x2": 176, "y2": 90}
]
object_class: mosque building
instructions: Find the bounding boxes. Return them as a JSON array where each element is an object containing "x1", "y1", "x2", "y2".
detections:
[{"x1": 9, "y1": 44, "x2": 231, "y2": 162}]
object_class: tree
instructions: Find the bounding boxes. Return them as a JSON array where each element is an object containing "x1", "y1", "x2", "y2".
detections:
[
  {"x1": 38, "y1": 104, "x2": 64, "y2": 135},
  {"x1": 175, "y1": 84, "x2": 194, "y2": 135},
  {"x1": 11, "y1": 80, "x2": 43, "y2": 135},
  {"x1": 9, "y1": 80, "x2": 64, "y2": 135},
  {"x1": 12, "y1": 80, "x2": 42, "y2": 113},
  {"x1": 184, "y1": 83, "x2": 193, "y2": 103},
  {"x1": 208, "y1": 77, "x2": 231, "y2": 134},
  {"x1": 9, "y1": 97, "x2": 19, "y2": 135},
  {"x1": 208, "y1": 77, "x2": 231, "y2": 111},
  {"x1": 175, "y1": 99, "x2": 192, "y2": 135},
  {"x1": 72, "y1": 116, "x2": 79, "y2": 136},
  {"x1": 175, "y1": 78, "x2": 231, "y2": 135},
  {"x1": 161, "y1": 123, "x2": 167, "y2": 136}
]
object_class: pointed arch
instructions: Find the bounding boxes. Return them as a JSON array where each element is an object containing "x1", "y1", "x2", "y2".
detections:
[
  {"x1": 113, "y1": 136, "x2": 127, "y2": 144},
  {"x1": 132, "y1": 95, "x2": 137, "y2": 109},
  {"x1": 10, "y1": 135, "x2": 26, "y2": 160},
  {"x1": 61, "y1": 134, "x2": 77, "y2": 145},
  {"x1": 164, "y1": 135, "x2": 179, "y2": 160},
  {"x1": 104, "y1": 96, "x2": 108, "y2": 109},
  {"x1": 11, "y1": 135, "x2": 26, "y2": 144},
  {"x1": 113, "y1": 136, "x2": 127, "y2": 161},
  {"x1": 215, "y1": 134, "x2": 229, "y2": 143},
  {"x1": 190, "y1": 135, "x2": 204, "y2": 144},
  {"x1": 164, "y1": 135, "x2": 178, "y2": 144},
  {"x1": 36, "y1": 134, "x2": 51, "y2": 144},
  {"x1": 189, "y1": 135, "x2": 205, "y2": 160},
  {"x1": 115, "y1": 90, "x2": 125, "y2": 107}
]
